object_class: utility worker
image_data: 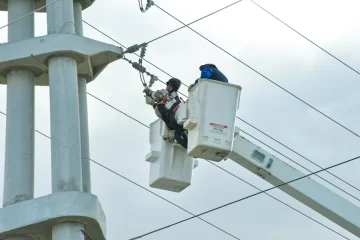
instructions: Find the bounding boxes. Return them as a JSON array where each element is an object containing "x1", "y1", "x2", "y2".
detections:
[
  {"x1": 188, "y1": 63, "x2": 228, "y2": 91},
  {"x1": 144, "y1": 78, "x2": 188, "y2": 149}
]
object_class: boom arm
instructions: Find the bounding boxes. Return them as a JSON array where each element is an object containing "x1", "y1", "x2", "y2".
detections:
[
  {"x1": 228, "y1": 136, "x2": 360, "y2": 237},
  {"x1": 145, "y1": 79, "x2": 360, "y2": 237}
]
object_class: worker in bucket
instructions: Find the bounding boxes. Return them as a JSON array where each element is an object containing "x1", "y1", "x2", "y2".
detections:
[
  {"x1": 188, "y1": 63, "x2": 229, "y2": 91},
  {"x1": 144, "y1": 78, "x2": 188, "y2": 149}
]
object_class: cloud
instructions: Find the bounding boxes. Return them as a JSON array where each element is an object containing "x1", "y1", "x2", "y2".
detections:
[{"x1": 1, "y1": 0, "x2": 360, "y2": 239}]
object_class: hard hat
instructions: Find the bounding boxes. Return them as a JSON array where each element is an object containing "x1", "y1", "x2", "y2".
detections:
[
  {"x1": 199, "y1": 64, "x2": 217, "y2": 71},
  {"x1": 166, "y1": 78, "x2": 181, "y2": 92}
]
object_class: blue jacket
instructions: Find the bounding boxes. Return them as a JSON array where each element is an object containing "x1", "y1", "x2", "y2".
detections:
[{"x1": 194, "y1": 64, "x2": 228, "y2": 85}]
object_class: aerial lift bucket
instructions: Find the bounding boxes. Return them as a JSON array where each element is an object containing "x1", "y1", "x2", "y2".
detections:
[
  {"x1": 184, "y1": 79, "x2": 242, "y2": 161},
  {"x1": 145, "y1": 119, "x2": 196, "y2": 192}
]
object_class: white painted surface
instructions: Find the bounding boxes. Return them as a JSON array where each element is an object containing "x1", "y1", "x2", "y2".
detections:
[{"x1": 186, "y1": 79, "x2": 242, "y2": 161}]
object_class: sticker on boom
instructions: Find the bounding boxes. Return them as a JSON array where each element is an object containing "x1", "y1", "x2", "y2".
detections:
[{"x1": 209, "y1": 123, "x2": 228, "y2": 135}]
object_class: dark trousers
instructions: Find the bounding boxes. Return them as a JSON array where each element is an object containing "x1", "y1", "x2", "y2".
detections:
[
  {"x1": 157, "y1": 103, "x2": 188, "y2": 149},
  {"x1": 174, "y1": 130, "x2": 188, "y2": 149}
]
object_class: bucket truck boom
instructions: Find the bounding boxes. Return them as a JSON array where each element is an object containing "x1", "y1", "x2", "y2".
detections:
[{"x1": 144, "y1": 79, "x2": 360, "y2": 237}]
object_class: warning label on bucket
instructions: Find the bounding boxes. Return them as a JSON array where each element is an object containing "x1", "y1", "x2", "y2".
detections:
[{"x1": 209, "y1": 123, "x2": 228, "y2": 135}]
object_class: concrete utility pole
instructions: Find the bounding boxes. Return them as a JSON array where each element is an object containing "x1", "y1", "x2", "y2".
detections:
[
  {"x1": 3, "y1": 1, "x2": 35, "y2": 240},
  {"x1": 4, "y1": 0, "x2": 35, "y2": 209},
  {"x1": 0, "y1": 0, "x2": 123, "y2": 239},
  {"x1": 46, "y1": 0, "x2": 85, "y2": 238}
]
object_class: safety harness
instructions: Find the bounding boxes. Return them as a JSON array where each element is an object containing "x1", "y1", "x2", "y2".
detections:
[{"x1": 155, "y1": 95, "x2": 187, "y2": 149}]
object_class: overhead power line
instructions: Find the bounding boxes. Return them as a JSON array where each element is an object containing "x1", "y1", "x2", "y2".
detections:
[
  {"x1": 147, "y1": 0, "x2": 244, "y2": 44},
  {"x1": 206, "y1": 160, "x2": 350, "y2": 239},
  {"x1": 0, "y1": 110, "x2": 241, "y2": 240},
  {"x1": 86, "y1": 90, "x2": 360, "y2": 202},
  {"x1": 1, "y1": 9, "x2": 330, "y2": 239},
  {"x1": 82, "y1": 95, "x2": 354, "y2": 238},
  {"x1": 250, "y1": 0, "x2": 360, "y2": 76},
  {"x1": 84, "y1": 17, "x2": 360, "y2": 198},
  {"x1": 120, "y1": 0, "x2": 360, "y2": 195},
  {"x1": 90, "y1": 158, "x2": 242, "y2": 240},
  {"x1": 151, "y1": 3, "x2": 359, "y2": 138},
  {"x1": 0, "y1": 0, "x2": 61, "y2": 32},
  {"x1": 0, "y1": 4, "x2": 355, "y2": 238},
  {"x1": 87, "y1": 92, "x2": 149, "y2": 128},
  {"x1": 130, "y1": 155, "x2": 360, "y2": 240},
  {"x1": 1, "y1": 0, "x2": 358, "y2": 196},
  {"x1": 87, "y1": 15, "x2": 359, "y2": 194},
  {"x1": 0, "y1": 2, "x2": 356, "y2": 240},
  {"x1": 81, "y1": 17, "x2": 360, "y2": 200},
  {"x1": 0, "y1": 106, "x2": 348, "y2": 239}
]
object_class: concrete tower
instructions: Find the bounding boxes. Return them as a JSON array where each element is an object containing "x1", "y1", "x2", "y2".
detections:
[{"x1": 0, "y1": 0, "x2": 123, "y2": 239}]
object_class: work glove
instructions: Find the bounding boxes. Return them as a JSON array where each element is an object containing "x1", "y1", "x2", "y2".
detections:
[
  {"x1": 145, "y1": 96, "x2": 155, "y2": 106},
  {"x1": 143, "y1": 87, "x2": 153, "y2": 96},
  {"x1": 188, "y1": 83, "x2": 195, "y2": 92},
  {"x1": 153, "y1": 90, "x2": 163, "y2": 99}
]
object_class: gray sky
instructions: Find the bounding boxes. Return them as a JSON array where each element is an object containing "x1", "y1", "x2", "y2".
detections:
[{"x1": 1, "y1": 0, "x2": 360, "y2": 239}]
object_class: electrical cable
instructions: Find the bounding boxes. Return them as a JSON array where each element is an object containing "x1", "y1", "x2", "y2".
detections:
[
  {"x1": 205, "y1": 160, "x2": 350, "y2": 239},
  {"x1": 249, "y1": 0, "x2": 360, "y2": 76},
  {"x1": 0, "y1": 108, "x2": 351, "y2": 239},
  {"x1": 89, "y1": 156, "x2": 242, "y2": 240},
  {"x1": 151, "y1": 3, "x2": 360, "y2": 138},
  {"x1": 0, "y1": 0, "x2": 61, "y2": 32},
  {"x1": 138, "y1": 0, "x2": 144, "y2": 12},
  {"x1": 86, "y1": 92, "x2": 149, "y2": 128},
  {"x1": 0, "y1": 102, "x2": 350, "y2": 240},
  {"x1": 0, "y1": 5, "x2": 354, "y2": 238},
  {"x1": 83, "y1": 93, "x2": 360, "y2": 237},
  {"x1": 87, "y1": 89, "x2": 360, "y2": 202},
  {"x1": 147, "y1": 0, "x2": 244, "y2": 44},
  {"x1": 91, "y1": 91, "x2": 360, "y2": 225},
  {"x1": 81, "y1": 17, "x2": 360, "y2": 203},
  {"x1": 129, "y1": 155, "x2": 360, "y2": 240},
  {"x1": 1, "y1": 0, "x2": 357, "y2": 196},
  {"x1": 140, "y1": 63, "x2": 360, "y2": 200},
  {"x1": 0, "y1": 111, "x2": 240, "y2": 240},
  {"x1": 119, "y1": 52, "x2": 360, "y2": 197},
  {"x1": 84, "y1": 3, "x2": 359, "y2": 142},
  {"x1": 84, "y1": 1, "x2": 360, "y2": 194}
]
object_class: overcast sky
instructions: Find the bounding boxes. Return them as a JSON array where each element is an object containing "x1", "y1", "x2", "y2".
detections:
[{"x1": 1, "y1": 0, "x2": 360, "y2": 239}]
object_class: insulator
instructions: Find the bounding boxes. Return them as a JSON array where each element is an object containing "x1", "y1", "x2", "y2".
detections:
[
  {"x1": 140, "y1": 46, "x2": 147, "y2": 59},
  {"x1": 125, "y1": 44, "x2": 141, "y2": 54},
  {"x1": 132, "y1": 62, "x2": 146, "y2": 73}
]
